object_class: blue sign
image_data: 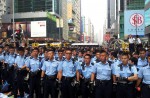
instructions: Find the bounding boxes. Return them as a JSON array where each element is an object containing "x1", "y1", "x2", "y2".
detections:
[
  {"x1": 145, "y1": 8, "x2": 150, "y2": 27},
  {"x1": 124, "y1": 10, "x2": 145, "y2": 37},
  {"x1": 145, "y1": 0, "x2": 150, "y2": 5}
]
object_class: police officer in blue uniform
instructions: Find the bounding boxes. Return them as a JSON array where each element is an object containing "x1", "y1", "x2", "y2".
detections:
[
  {"x1": 91, "y1": 50, "x2": 101, "y2": 64},
  {"x1": 76, "y1": 54, "x2": 94, "y2": 98},
  {"x1": 14, "y1": 47, "x2": 27, "y2": 98},
  {"x1": 77, "y1": 50, "x2": 84, "y2": 65},
  {"x1": 5, "y1": 46, "x2": 17, "y2": 97},
  {"x1": 55, "y1": 49, "x2": 65, "y2": 62},
  {"x1": 136, "y1": 53, "x2": 150, "y2": 98},
  {"x1": 137, "y1": 48, "x2": 148, "y2": 71},
  {"x1": 25, "y1": 48, "x2": 42, "y2": 98},
  {"x1": 114, "y1": 52, "x2": 138, "y2": 98},
  {"x1": 91, "y1": 50, "x2": 113, "y2": 98},
  {"x1": 41, "y1": 49, "x2": 59, "y2": 98},
  {"x1": 58, "y1": 48, "x2": 79, "y2": 98}
]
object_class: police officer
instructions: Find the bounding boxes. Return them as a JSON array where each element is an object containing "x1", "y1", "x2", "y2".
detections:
[
  {"x1": 77, "y1": 50, "x2": 84, "y2": 65},
  {"x1": 137, "y1": 48, "x2": 148, "y2": 71},
  {"x1": 91, "y1": 50, "x2": 101, "y2": 64},
  {"x1": 114, "y1": 52, "x2": 138, "y2": 98},
  {"x1": 136, "y1": 53, "x2": 150, "y2": 98},
  {"x1": 5, "y1": 46, "x2": 17, "y2": 97},
  {"x1": 13, "y1": 47, "x2": 27, "y2": 98},
  {"x1": 58, "y1": 48, "x2": 79, "y2": 98},
  {"x1": 25, "y1": 48, "x2": 41, "y2": 98},
  {"x1": 41, "y1": 49, "x2": 59, "y2": 98},
  {"x1": 55, "y1": 49, "x2": 65, "y2": 62},
  {"x1": 91, "y1": 50, "x2": 113, "y2": 98},
  {"x1": 76, "y1": 54, "x2": 94, "y2": 98}
]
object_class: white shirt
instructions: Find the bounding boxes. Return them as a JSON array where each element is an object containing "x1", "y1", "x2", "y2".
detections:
[
  {"x1": 129, "y1": 38, "x2": 135, "y2": 44},
  {"x1": 137, "y1": 38, "x2": 141, "y2": 44}
]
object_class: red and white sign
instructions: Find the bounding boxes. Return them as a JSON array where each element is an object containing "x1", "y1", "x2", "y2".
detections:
[{"x1": 130, "y1": 13, "x2": 144, "y2": 27}]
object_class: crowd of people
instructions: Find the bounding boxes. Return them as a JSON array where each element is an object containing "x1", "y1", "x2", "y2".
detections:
[{"x1": 0, "y1": 39, "x2": 149, "y2": 98}]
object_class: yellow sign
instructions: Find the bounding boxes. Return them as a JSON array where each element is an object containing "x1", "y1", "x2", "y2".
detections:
[{"x1": 32, "y1": 43, "x2": 39, "y2": 47}]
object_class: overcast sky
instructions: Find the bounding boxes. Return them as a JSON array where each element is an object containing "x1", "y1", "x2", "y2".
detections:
[{"x1": 81, "y1": 0, "x2": 107, "y2": 43}]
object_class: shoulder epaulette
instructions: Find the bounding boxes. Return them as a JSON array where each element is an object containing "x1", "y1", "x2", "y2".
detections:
[
  {"x1": 96, "y1": 59, "x2": 100, "y2": 63},
  {"x1": 81, "y1": 62, "x2": 85, "y2": 70},
  {"x1": 45, "y1": 58, "x2": 49, "y2": 61},
  {"x1": 108, "y1": 60, "x2": 112, "y2": 67},
  {"x1": 91, "y1": 62, "x2": 94, "y2": 66}
]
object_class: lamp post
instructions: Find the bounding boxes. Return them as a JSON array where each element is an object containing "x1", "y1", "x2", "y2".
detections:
[{"x1": 12, "y1": 0, "x2": 15, "y2": 41}]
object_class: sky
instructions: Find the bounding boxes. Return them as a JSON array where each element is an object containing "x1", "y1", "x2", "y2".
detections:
[{"x1": 81, "y1": 0, "x2": 107, "y2": 44}]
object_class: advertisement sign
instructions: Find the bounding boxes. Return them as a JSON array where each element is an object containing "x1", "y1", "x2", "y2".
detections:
[
  {"x1": 31, "y1": 21, "x2": 46, "y2": 37},
  {"x1": 124, "y1": 10, "x2": 145, "y2": 37}
]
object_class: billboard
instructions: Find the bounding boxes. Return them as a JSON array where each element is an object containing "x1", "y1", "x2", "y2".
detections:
[
  {"x1": 124, "y1": 10, "x2": 145, "y2": 38},
  {"x1": 31, "y1": 21, "x2": 46, "y2": 37}
]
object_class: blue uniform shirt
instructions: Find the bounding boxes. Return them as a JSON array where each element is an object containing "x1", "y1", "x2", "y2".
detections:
[
  {"x1": 77, "y1": 63, "x2": 94, "y2": 79},
  {"x1": 58, "y1": 59, "x2": 78, "y2": 77},
  {"x1": 92, "y1": 62, "x2": 112, "y2": 80},
  {"x1": 114, "y1": 64, "x2": 137, "y2": 78},
  {"x1": 42, "y1": 59, "x2": 59, "y2": 76},
  {"x1": 25, "y1": 57, "x2": 41, "y2": 72},
  {"x1": 6, "y1": 53, "x2": 17, "y2": 67},
  {"x1": 137, "y1": 58, "x2": 148, "y2": 70},
  {"x1": 0, "y1": 53, "x2": 4, "y2": 61},
  {"x1": 138, "y1": 63, "x2": 150, "y2": 84},
  {"x1": 77, "y1": 57, "x2": 84, "y2": 65},
  {"x1": 111, "y1": 59, "x2": 122, "y2": 75},
  {"x1": 15, "y1": 55, "x2": 27, "y2": 68}
]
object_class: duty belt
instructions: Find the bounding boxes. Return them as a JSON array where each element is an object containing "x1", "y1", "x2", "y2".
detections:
[
  {"x1": 96, "y1": 79, "x2": 111, "y2": 84},
  {"x1": 46, "y1": 75, "x2": 56, "y2": 80},
  {"x1": 30, "y1": 70, "x2": 41, "y2": 77},
  {"x1": 62, "y1": 76, "x2": 74, "y2": 81}
]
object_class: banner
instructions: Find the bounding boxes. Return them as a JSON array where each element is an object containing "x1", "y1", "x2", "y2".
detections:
[{"x1": 124, "y1": 10, "x2": 145, "y2": 38}]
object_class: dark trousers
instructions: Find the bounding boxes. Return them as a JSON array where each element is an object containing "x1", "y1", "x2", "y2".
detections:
[
  {"x1": 129, "y1": 43, "x2": 135, "y2": 53},
  {"x1": 81, "y1": 80, "x2": 94, "y2": 98},
  {"x1": 61, "y1": 77, "x2": 75, "y2": 98},
  {"x1": 43, "y1": 78, "x2": 57, "y2": 98},
  {"x1": 29, "y1": 75, "x2": 41, "y2": 98},
  {"x1": 14, "y1": 70, "x2": 28, "y2": 97},
  {"x1": 116, "y1": 83, "x2": 134, "y2": 98},
  {"x1": 141, "y1": 84, "x2": 150, "y2": 98},
  {"x1": 95, "y1": 80, "x2": 112, "y2": 98}
]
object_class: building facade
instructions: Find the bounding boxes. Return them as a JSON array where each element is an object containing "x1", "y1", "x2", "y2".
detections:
[
  {"x1": 145, "y1": 0, "x2": 150, "y2": 44},
  {"x1": 0, "y1": 0, "x2": 6, "y2": 27},
  {"x1": 118, "y1": 0, "x2": 144, "y2": 39},
  {"x1": 2, "y1": 0, "x2": 62, "y2": 40},
  {"x1": 67, "y1": 0, "x2": 81, "y2": 42}
]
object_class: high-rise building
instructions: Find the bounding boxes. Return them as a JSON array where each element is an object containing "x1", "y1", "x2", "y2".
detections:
[
  {"x1": 0, "y1": 0, "x2": 6, "y2": 27},
  {"x1": 145, "y1": 0, "x2": 150, "y2": 44},
  {"x1": 107, "y1": 0, "x2": 118, "y2": 37},
  {"x1": 67, "y1": 0, "x2": 81, "y2": 42},
  {"x1": 60, "y1": 0, "x2": 68, "y2": 40},
  {"x1": 118, "y1": 0, "x2": 144, "y2": 39},
  {"x1": 2, "y1": 0, "x2": 62, "y2": 40}
]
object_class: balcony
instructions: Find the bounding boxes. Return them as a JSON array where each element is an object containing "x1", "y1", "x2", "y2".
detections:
[{"x1": 68, "y1": 19, "x2": 75, "y2": 26}]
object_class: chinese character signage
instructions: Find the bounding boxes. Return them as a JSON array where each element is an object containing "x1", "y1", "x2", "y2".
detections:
[{"x1": 124, "y1": 10, "x2": 145, "y2": 38}]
